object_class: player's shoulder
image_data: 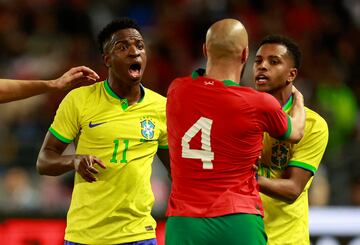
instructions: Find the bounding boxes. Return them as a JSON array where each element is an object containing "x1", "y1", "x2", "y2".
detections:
[
  {"x1": 143, "y1": 86, "x2": 166, "y2": 105},
  {"x1": 67, "y1": 80, "x2": 102, "y2": 97},
  {"x1": 305, "y1": 106, "x2": 328, "y2": 127},
  {"x1": 227, "y1": 86, "x2": 281, "y2": 113},
  {"x1": 304, "y1": 106, "x2": 328, "y2": 137},
  {"x1": 63, "y1": 81, "x2": 102, "y2": 104},
  {"x1": 237, "y1": 86, "x2": 274, "y2": 99},
  {"x1": 168, "y1": 76, "x2": 192, "y2": 90},
  {"x1": 246, "y1": 88, "x2": 280, "y2": 108}
]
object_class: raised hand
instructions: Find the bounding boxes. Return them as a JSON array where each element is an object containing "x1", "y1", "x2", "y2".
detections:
[{"x1": 51, "y1": 66, "x2": 100, "y2": 91}]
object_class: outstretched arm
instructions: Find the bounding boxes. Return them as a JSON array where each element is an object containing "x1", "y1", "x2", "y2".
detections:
[
  {"x1": 0, "y1": 66, "x2": 99, "y2": 103},
  {"x1": 258, "y1": 166, "x2": 312, "y2": 203},
  {"x1": 286, "y1": 85, "x2": 306, "y2": 143},
  {"x1": 37, "y1": 132, "x2": 106, "y2": 183}
]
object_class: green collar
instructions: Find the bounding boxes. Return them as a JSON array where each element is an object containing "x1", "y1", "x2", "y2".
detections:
[
  {"x1": 282, "y1": 95, "x2": 293, "y2": 113},
  {"x1": 104, "y1": 79, "x2": 145, "y2": 110},
  {"x1": 191, "y1": 68, "x2": 240, "y2": 87}
]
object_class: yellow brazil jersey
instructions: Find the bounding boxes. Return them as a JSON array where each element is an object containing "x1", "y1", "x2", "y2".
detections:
[
  {"x1": 258, "y1": 96, "x2": 328, "y2": 245},
  {"x1": 49, "y1": 80, "x2": 168, "y2": 245}
]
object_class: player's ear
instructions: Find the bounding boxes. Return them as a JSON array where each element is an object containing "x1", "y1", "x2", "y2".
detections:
[
  {"x1": 241, "y1": 47, "x2": 249, "y2": 64},
  {"x1": 203, "y1": 43, "x2": 208, "y2": 58},
  {"x1": 288, "y1": 68, "x2": 298, "y2": 83},
  {"x1": 103, "y1": 54, "x2": 111, "y2": 68}
]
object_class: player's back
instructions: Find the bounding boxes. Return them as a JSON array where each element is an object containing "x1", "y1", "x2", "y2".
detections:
[{"x1": 166, "y1": 71, "x2": 288, "y2": 218}]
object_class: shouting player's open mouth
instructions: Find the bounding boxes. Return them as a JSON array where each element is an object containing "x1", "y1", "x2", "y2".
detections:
[
  {"x1": 255, "y1": 74, "x2": 269, "y2": 85},
  {"x1": 129, "y1": 63, "x2": 141, "y2": 80}
]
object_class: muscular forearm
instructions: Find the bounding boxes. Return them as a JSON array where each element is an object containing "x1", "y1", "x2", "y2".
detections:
[
  {"x1": 258, "y1": 176, "x2": 302, "y2": 203},
  {"x1": 0, "y1": 79, "x2": 55, "y2": 103},
  {"x1": 37, "y1": 148, "x2": 75, "y2": 176}
]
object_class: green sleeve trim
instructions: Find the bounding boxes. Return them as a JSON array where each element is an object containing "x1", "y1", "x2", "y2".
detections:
[
  {"x1": 288, "y1": 160, "x2": 317, "y2": 175},
  {"x1": 49, "y1": 127, "x2": 73, "y2": 144},
  {"x1": 158, "y1": 145, "x2": 169, "y2": 150},
  {"x1": 278, "y1": 114, "x2": 292, "y2": 140}
]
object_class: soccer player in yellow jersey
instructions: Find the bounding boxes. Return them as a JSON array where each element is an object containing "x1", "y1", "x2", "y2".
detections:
[
  {"x1": 253, "y1": 35, "x2": 328, "y2": 245},
  {"x1": 0, "y1": 66, "x2": 99, "y2": 103},
  {"x1": 36, "y1": 18, "x2": 169, "y2": 245}
]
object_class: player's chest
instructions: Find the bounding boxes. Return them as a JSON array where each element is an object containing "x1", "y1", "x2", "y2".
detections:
[
  {"x1": 79, "y1": 108, "x2": 162, "y2": 142},
  {"x1": 262, "y1": 136, "x2": 294, "y2": 170}
]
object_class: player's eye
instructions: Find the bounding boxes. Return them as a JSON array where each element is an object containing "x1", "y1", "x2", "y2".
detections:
[
  {"x1": 270, "y1": 59, "x2": 280, "y2": 65},
  {"x1": 114, "y1": 42, "x2": 128, "y2": 51},
  {"x1": 136, "y1": 41, "x2": 144, "y2": 50}
]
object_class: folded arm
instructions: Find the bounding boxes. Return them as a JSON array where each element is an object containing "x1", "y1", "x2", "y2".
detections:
[{"x1": 258, "y1": 166, "x2": 312, "y2": 203}]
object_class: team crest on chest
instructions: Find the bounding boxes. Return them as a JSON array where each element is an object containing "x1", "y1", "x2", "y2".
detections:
[
  {"x1": 270, "y1": 141, "x2": 289, "y2": 168},
  {"x1": 140, "y1": 117, "x2": 155, "y2": 139}
]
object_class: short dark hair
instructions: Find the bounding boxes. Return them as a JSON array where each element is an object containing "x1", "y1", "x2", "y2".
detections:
[
  {"x1": 257, "y1": 35, "x2": 301, "y2": 69},
  {"x1": 97, "y1": 17, "x2": 141, "y2": 54}
]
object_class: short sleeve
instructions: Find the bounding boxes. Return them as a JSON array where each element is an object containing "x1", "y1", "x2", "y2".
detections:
[
  {"x1": 288, "y1": 113, "x2": 328, "y2": 175},
  {"x1": 49, "y1": 89, "x2": 83, "y2": 143}
]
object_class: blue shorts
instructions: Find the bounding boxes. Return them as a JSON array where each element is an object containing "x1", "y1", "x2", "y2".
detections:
[{"x1": 64, "y1": 238, "x2": 157, "y2": 245}]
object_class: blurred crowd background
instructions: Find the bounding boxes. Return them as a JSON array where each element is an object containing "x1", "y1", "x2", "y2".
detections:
[{"x1": 0, "y1": 0, "x2": 359, "y2": 220}]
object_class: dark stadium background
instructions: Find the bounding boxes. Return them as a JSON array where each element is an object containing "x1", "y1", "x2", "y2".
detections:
[{"x1": 0, "y1": 0, "x2": 359, "y2": 244}]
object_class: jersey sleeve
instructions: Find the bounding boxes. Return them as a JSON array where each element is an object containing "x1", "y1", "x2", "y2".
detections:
[
  {"x1": 258, "y1": 93, "x2": 291, "y2": 139},
  {"x1": 157, "y1": 97, "x2": 168, "y2": 149},
  {"x1": 288, "y1": 113, "x2": 328, "y2": 174},
  {"x1": 49, "y1": 89, "x2": 84, "y2": 143}
]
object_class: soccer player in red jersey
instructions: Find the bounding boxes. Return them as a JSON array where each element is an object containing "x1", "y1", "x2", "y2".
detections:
[{"x1": 165, "y1": 19, "x2": 306, "y2": 244}]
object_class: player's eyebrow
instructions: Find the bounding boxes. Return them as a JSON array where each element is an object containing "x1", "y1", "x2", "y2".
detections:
[
  {"x1": 113, "y1": 40, "x2": 128, "y2": 45},
  {"x1": 268, "y1": 55, "x2": 281, "y2": 59}
]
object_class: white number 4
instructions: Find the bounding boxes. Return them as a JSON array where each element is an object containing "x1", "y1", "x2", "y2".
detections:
[{"x1": 181, "y1": 117, "x2": 214, "y2": 169}]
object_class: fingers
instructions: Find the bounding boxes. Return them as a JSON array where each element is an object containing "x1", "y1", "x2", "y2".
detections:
[
  {"x1": 54, "y1": 66, "x2": 100, "y2": 91},
  {"x1": 291, "y1": 85, "x2": 304, "y2": 105},
  {"x1": 66, "y1": 71, "x2": 98, "y2": 84},
  {"x1": 70, "y1": 66, "x2": 100, "y2": 80},
  {"x1": 87, "y1": 157, "x2": 106, "y2": 174},
  {"x1": 94, "y1": 157, "x2": 106, "y2": 169},
  {"x1": 74, "y1": 155, "x2": 106, "y2": 183}
]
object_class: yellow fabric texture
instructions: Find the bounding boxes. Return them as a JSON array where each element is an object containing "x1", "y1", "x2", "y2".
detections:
[
  {"x1": 259, "y1": 106, "x2": 328, "y2": 245},
  {"x1": 50, "y1": 81, "x2": 167, "y2": 244}
]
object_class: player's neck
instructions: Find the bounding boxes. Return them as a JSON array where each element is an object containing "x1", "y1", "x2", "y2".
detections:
[
  {"x1": 205, "y1": 63, "x2": 242, "y2": 84},
  {"x1": 272, "y1": 86, "x2": 292, "y2": 106},
  {"x1": 108, "y1": 78, "x2": 142, "y2": 105}
]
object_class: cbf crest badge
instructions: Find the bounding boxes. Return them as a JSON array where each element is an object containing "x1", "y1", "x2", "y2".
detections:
[
  {"x1": 271, "y1": 141, "x2": 289, "y2": 168},
  {"x1": 140, "y1": 117, "x2": 155, "y2": 139}
]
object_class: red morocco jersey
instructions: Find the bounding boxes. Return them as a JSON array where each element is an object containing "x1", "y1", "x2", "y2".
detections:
[{"x1": 166, "y1": 69, "x2": 291, "y2": 218}]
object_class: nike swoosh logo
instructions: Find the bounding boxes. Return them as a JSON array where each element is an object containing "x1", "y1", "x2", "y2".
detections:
[{"x1": 89, "y1": 121, "x2": 106, "y2": 128}]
